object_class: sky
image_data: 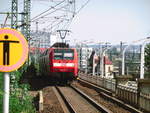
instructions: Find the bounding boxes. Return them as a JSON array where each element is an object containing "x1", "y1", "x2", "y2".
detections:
[
  {"x1": 68, "y1": 0, "x2": 150, "y2": 45},
  {"x1": 0, "y1": 0, "x2": 150, "y2": 45}
]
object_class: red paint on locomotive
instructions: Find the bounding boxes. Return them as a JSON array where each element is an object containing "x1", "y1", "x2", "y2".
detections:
[{"x1": 39, "y1": 46, "x2": 78, "y2": 82}]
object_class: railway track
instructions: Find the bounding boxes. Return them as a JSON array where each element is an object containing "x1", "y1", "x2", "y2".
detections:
[
  {"x1": 77, "y1": 78, "x2": 143, "y2": 113},
  {"x1": 54, "y1": 85, "x2": 112, "y2": 113},
  {"x1": 27, "y1": 72, "x2": 141, "y2": 113}
]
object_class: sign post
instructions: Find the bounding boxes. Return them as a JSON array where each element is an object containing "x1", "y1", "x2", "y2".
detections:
[
  {"x1": 0, "y1": 28, "x2": 28, "y2": 113},
  {"x1": 3, "y1": 73, "x2": 10, "y2": 113}
]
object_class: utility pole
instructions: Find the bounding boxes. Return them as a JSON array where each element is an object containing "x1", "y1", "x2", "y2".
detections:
[
  {"x1": 120, "y1": 41, "x2": 125, "y2": 75},
  {"x1": 140, "y1": 37, "x2": 150, "y2": 79},
  {"x1": 140, "y1": 41, "x2": 146, "y2": 79},
  {"x1": 122, "y1": 38, "x2": 149, "y2": 75},
  {"x1": 98, "y1": 42, "x2": 103, "y2": 75},
  {"x1": 101, "y1": 50, "x2": 105, "y2": 77},
  {"x1": 92, "y1": 51, "x2": 95, "y2": 75},
  {"x1": 11, "y1": 0, "x2": 18, "y2": 29}
]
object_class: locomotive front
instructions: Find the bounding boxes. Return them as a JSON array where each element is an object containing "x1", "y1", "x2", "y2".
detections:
[{"x1": 50, "y1": 48, "x2": 78, "y2": 79}]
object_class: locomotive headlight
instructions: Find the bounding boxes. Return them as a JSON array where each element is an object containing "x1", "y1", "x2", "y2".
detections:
[
  {"x1": 66, "y1": 63, "x2": 74, "y2": 67},
  {"x1": 53, "y1": 63, "x2": 61, "y2": 66}
]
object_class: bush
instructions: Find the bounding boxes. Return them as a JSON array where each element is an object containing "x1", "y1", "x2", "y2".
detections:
[
  {"x1": 10, "y1": 93, "x2": 35, "y2": 113},
  {"x1": 0, "y1": 73, "x2": 3, "y2": 112},
  {"x1": 0, "y1": 69, "x2": 36, "y2": 113},
  {"x1": 10, "y1": 71, "x2": 35, "y2": 113}
]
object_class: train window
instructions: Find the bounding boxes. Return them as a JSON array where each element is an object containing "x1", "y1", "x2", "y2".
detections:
[
  {"x1": 64, "y1": 53, "x2": 73, "y2": 60},
  {"x1": 64, "y1": 49, "x2": 74, "y2": 60},
  {"x1": 54, "y1": 53, "x2": 63, "y2": 60},
  {"x1": 54, "y1": 53, "x2": 62, "y2": 55},
  {"x1": 64, "y1": 53, "x2": 73, "y2": 57},
  {"x1": 54, "y1": 49, "x2": 74, "y2": 60}
]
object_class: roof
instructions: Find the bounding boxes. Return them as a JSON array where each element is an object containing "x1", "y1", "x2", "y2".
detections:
[
  {"x1": 29, "y1": 47, "x2": 47, "y2": 54},
  {"x1": 104, "y1": 56, "x2": 112, "y2": 65},
  {"x1": 51, "y1": 42, "x2": 69, "y2": 48}
]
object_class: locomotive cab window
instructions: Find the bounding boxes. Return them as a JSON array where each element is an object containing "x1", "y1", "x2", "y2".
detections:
[
  {"x1": 54, "y1": 49, "x2": 74, "y2": 60},
  {"x1": 54, "y1": 52, "x2": 63, "y2": 60}
]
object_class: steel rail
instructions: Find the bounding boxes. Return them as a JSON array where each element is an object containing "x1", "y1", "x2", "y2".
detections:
[
  {"x1": 70, "y1": 85, "x2": 113, "y2": 113},
  {"x1": 56, "y1": 85, "x2": 112, "y2": 113},
  {"x1": 78, "y1": 77, "x2": 143, "y2": 113},
  {"x1": 55, "y1": 86, "x2": 76, "y2": 113}
]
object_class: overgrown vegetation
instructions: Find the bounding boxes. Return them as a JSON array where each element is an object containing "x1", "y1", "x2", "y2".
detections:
[
  {"x1": 0, "y1": 65, "x2": 36, "y2": 113},
  {"x1": 0, "y1": 73, "x2": 3, "y2": 113}
]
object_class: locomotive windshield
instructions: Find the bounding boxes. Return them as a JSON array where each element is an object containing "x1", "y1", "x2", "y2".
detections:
[{"x1": 54, "y1": 49, "x2": 74, "y2": 60}]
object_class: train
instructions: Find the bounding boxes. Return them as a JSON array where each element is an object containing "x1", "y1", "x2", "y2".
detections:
[{"x1": 39, "y1": 42, "x2": 78, "y2": 83}]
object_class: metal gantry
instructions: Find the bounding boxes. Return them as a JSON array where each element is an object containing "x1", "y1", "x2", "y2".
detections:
[
  {"x1": 11, "y1": 0, "x2": 18, "y2": 29},
  {"x1": 22, "y1": 0, "x2": 31, "y2": 40},
  {"x1": 11, "y1": 0, "x2": 31, "y2": 39}
]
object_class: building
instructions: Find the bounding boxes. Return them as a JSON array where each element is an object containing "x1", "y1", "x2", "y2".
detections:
[{"x1": 104, "y1": 56, "x2": 114, "y2": 78}]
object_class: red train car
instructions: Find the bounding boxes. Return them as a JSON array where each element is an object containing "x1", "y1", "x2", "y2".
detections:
[{"x1": 39, "y1": 43, "x2": 78, "y2": 83}]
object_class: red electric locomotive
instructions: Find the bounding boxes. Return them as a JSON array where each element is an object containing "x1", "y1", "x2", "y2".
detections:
[{"x1": 39, "y1": 42, "x2": 78, "y2": 83}]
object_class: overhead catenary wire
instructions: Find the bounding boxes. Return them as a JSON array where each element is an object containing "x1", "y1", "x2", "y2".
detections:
[
  {"x1": 0, "y1": 1, "x2": 24, "y2": 24},
  {"x1": 32, "y1": 4, "x2": 70, "y2": 23},
  {"x1": 49, "y1": 20, "x2": 65, "y2": 32},
  {"x1": 3, "y1": 13, "x2": 10, "y2": 28},
  {"x1": 64, "y1": 0, "x2": 91, "y2": 30},
  {"x1": 31, "y1": 0, "x2": 91, "y2": 37},
  {"x1": 76, "y1": 0, "x2": 91, "y2": 14},
  {"x1": 46, "y1": 19, "x2": 65, "y2": 30},
  {"x1": 51, "y1": 0, "x2": 91, "y2": 30},
  {"x1": 31, "y1": 0, "x2": 65, "y2": 21},
  {"x1": 45, "y1": 17, "x2": 68, "y2": 28},
  {"x1": 31, "y1": 0, "x2": 86, "y2": 25}
]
